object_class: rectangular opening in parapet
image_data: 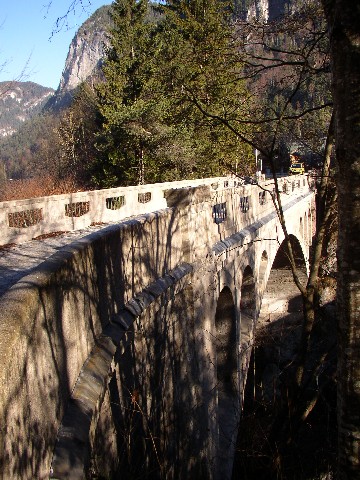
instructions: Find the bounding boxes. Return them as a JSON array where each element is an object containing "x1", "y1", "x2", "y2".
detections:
[
  {"x1": 138, "y1": 192, "x2": 151, "y2": 203},
  {"x1": 213, "y1": 202, "x2": 227, "y2": 224},
  {"x1": 106, "y1": 196, "x2": 125, "y2": 210},
  {"x1": 65, "y1": 201, "x2": 90, "y2": 217},
  {"x1": 259, "y1": 191, "x2": 267, "y2": 205},
  {"x1": 240, "y1": 196, "x2": 250, "y2": 213},
  {"x1": 8, "y1": 208, "x2": 43, "y2": 228}
]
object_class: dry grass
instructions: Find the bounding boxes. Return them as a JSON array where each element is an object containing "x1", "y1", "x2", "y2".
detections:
[{"x1": 0, "y1": 176, "x2": 85, "y2": 202}]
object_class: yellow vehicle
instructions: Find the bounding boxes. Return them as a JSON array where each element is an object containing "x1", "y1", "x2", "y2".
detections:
[{"x1": 289, "y1": 162, "x2": 305, "y2": 175}]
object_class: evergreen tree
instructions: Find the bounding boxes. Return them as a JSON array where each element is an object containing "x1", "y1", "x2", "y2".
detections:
[
  {"x1": 95, "y1": 0, "x2": 253, "y2": 187},
  {"x1": 153, "y1": 0, "x2": 254, "y2": 176},
  {"x1": 95, "y1": 0, "x2": 164, "y2": 187}
]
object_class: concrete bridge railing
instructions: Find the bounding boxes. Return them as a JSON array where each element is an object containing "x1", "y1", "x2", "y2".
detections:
[
  {"x1": 0, "y1": 174, "x2": 314, "y2": 480},
  {"x1": 0, "y1": 174, "x2": 308, "y2": 246},
  {"x1": 0, "y1": 177, "x2": 235, "y2": 245}
]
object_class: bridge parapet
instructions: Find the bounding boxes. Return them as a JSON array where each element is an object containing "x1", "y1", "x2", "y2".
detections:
[
  {"x1": 0, "y1": 177, "x2": 227, "y2": 245},
  {"x1": 0, "y1": 174, "x2": 310, "y2": 246},
  {"x1": 164, "y1": 174, "x2": 312, "y2": 265}
]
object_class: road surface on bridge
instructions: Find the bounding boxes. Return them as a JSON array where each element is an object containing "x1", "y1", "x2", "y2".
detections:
[{"x1": 0, "y1": 221, "x2": 118, "y2": 298}]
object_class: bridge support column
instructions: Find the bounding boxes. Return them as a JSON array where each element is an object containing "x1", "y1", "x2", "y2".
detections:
[{"x1": 214, "y1": 286, "x2": 239, "y2": 480}]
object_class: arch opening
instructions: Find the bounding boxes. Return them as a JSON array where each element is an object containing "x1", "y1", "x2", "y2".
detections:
[
  {"x1": 230, "y1": 267, "x2": 257, "y2": 479},
  {"x1": 215, "y1": 286, "x2": 238, "y2": 478},
  {"x1": 259, "y1": 234, "x2": 308, "y2": 327},
  {"x1": 259, "y1": 250, "x2": 268, "y2": 285},
  {"x1": 272, "y1": 234, "x2": 306, "y2": 270}
]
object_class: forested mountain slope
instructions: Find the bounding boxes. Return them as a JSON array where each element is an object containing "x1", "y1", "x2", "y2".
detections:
[{"x1": 0, "y1": 82, "x2": 53, "y2": 138}]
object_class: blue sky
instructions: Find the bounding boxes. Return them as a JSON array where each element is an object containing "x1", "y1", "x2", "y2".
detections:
[{"x1": 0, "y1": 0, "x2": 110, "y2": 90}]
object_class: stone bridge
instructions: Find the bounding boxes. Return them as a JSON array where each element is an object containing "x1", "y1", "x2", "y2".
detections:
[{"x1": 0, "y1": 175, "x2": 315, "y2": 480}]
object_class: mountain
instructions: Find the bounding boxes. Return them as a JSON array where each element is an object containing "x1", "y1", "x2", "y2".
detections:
[
  {"x1": 47, "y1": 2, "x2": 161, "y2": 110},
  {"x1": 235, "y1": 0, "x2": 301, "y2": 21},
  {"x1": 0, "y1": 5, "x2": 112, "y2": 136},
  {"x1": 59, "y1": 5, "x2": 112, "y2": 92},
  {"x1": 0, "y1": 1, "x2": 298, "y2": 137},
  {"x1": 0, "y1": 5, "x2": 113, "y2": 181},
  {"x1": 0, "y1": 82, "x2": 54, "y2": 137},
  {"x1": 47, "y1": 5, "x2": 112, "y2": 109}
]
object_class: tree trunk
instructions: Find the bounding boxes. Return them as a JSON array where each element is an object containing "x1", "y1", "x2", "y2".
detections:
[
  {"x1": 322, "y1": 1, "x2": 360, "y2": 477},
  {"x1": 138, "y1": 147, "x2": 145, "y2": 186}
]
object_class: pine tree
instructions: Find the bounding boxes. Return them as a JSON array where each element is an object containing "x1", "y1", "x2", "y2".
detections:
[
  {"x1": 95, "y1": 0, "x2": 161, "y2": 187},
  {"x1": 153, "y1": 0, "x2": 254, "y2": 176},
  {"x1": 95, "y1": 0, "x2": 253, "y2": 187}
]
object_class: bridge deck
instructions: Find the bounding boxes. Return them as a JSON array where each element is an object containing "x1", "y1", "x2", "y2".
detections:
[
  {"x1": 0, "y1": 188, "x2": 312, "y2": 298},
  {"x1": 0, "y1": 221, "x2": 118, "y2": 298}
]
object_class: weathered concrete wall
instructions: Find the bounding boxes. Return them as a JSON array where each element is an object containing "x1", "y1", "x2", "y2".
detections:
[
  {"x1": 0, "y1": 203, "x2": 187, "y2": 478},
  {"x1": 0, "y1": 177, "x2": 231, "y2": 246},
  {"x1": 0, "y1": 176, "x2": 315, "y2": 480}
]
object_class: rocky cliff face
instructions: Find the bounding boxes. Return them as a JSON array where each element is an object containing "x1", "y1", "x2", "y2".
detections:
[
  {"x1": 58, "y1": 31, "x2": 106, "y2": 93},
  {"x1": 0, "y1": 82, "x2": 54, "y2": 137},
  {"x1": 46, "y1": 5, "x2": 112, "y2": 109},
  {"x1": 238, "y1": 0, "x2": 302, "y2": 22},
  {"x1": 58, "y1": 6, "x2": 112, "y2": 93}
]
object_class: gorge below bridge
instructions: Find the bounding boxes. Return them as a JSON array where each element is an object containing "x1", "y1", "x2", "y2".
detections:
[{"x1": 0, "y1": 174, "x2": 315, "y2": 480}]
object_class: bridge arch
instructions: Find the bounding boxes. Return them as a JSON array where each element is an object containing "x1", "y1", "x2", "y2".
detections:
[
  {"x1": 238, "y1": 265, "x2": 257, "y2": 410},
  {"x1": 258, "y1": 250, "x2": 269, "y2": 286},
  {"x1": 271, "y1": 234, "x2": 308, "y2": 271},
  {"x1": 259, "y1": 234, "x2": 308, "y2": 325},
  {"x1": 215, "y1": 287, "x2": 237, "y2": 399}
]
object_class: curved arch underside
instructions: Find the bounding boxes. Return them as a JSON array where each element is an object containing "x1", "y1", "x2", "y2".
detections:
[{"x1": 259, "y1": 234, "x2": 308, "y2": 326}]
